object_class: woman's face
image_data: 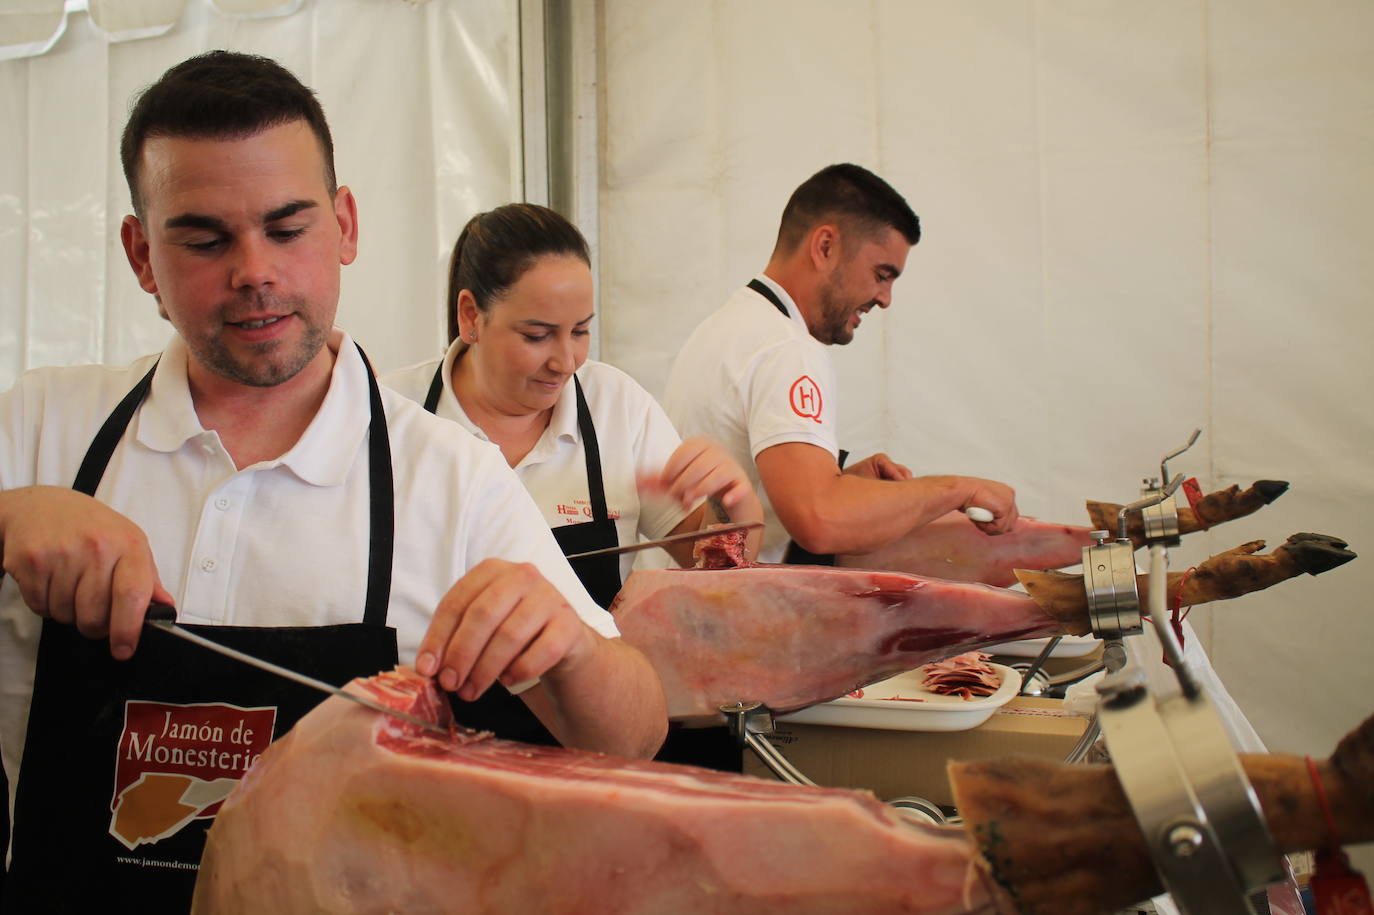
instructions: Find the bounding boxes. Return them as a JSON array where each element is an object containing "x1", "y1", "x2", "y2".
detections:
[{"x1": 464, "y1": 254, "x2": 594, "y2": 415}]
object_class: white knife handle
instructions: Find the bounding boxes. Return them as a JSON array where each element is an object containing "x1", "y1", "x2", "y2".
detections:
[{"x1": 965, "y1": 506, "x2": 995, "y2": 523}]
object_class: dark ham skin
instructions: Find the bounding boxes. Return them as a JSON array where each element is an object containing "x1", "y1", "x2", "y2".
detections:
[
  {"x1": 192, "y1": 669, "x2": 1012, "y2": 915},
  {"x1": 614, "y1": 533, "x2": 1355, "y2": 724},
  {"x1": 1013, "y1": 533, "x2": 1357, "y2": 634},
  {"x1": 1085, "y1": 480, "x2": 1289, "y2": 550},
  {"x1": 950, "y1": 710, "x2": 1374, "y2": 915}
]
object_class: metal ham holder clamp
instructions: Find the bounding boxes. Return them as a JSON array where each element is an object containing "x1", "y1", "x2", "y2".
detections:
[
  {"x1": 1054, "y1": 430, "x2": 1283, "y2": 913},
  {"x1": 1017, "y1": 429, "x2": 1201, "y2": 700}
]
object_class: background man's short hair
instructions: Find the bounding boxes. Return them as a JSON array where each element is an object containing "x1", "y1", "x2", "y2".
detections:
[
  {"x1": 775, "y1": 163, "x2": 921, "y2": 254},
  {"x1": 120, "y1": 50, "x2": 336, "y2": 217}
]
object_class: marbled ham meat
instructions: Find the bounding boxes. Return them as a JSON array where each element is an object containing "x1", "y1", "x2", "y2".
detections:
[{"x1": 192, "y1": 669, "x2": 1011, "y2": 915}]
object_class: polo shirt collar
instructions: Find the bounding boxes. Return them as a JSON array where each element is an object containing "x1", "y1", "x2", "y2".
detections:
[
  {"x1": 134, "y1": 329, "x2": 370, "y2": 487},
  {"x1": 439, "y1": 340, "x2": 581, "y2": 452},
  {"x1": 751, "y1": 273, "x2": 809, "y2": 331}
]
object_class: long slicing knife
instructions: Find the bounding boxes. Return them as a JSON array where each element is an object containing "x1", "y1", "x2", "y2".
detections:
[
  {"x1": 562, "y1": 520, "x2": 762, "y2": 561},
  {"x1": 143, "y1": 602, "x2": 449, "y2": 735}
]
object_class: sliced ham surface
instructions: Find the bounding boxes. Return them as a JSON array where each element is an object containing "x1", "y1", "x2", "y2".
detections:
[
  {"x1": 192, "y1": 669, "x2": 1010, "y2": 915},
  {"x1": 838, "y1": 512, "x2": 1095, "y2": 587},
  {"x1": 611, "y1": 564, "x2": 1062, "y2": 724},
  {"x1": 920, "y1": 652, "x2": 1001, "y2": 699}
]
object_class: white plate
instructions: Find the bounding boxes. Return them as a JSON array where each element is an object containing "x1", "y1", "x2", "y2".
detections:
[
  {"x1": 777, "y1": 663, "x2": 1019, "y2": 732},
  {"x1": 988, "y1": 635, "x2": 1102, "y2": 658}
]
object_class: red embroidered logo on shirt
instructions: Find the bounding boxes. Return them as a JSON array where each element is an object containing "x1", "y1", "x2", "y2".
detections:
[
  {"x1": 108, "y1": 700, "x2": 276, "y2": 850},
  {"x1": 789, "y1": 376, "x2": 823, "y2": 423}
]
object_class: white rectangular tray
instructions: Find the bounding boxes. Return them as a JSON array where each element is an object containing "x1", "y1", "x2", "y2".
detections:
[
  {"x1": 777, "y1": 663, "x2": 1020, "y2": 732},
  {"x1": 987, "y1": 634, "x2": 1102, "y2": 658}
]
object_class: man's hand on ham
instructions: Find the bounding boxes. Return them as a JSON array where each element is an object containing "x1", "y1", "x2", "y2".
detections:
[
  {"x1": 640, "y1": 437, "x2": 755, "y2": 512},
  {"x1": 417, "y1": 558, "x2": 599, "y2": 703},
  {"x1": 0, "y1": 485, "x2": 174, "y2": 660},
  {"x1": 843, "y1": 452, "x2": 912, "y2": 481},
  {"x1": 960, "y1": 478, "x2": 1019, "y2": 534}
]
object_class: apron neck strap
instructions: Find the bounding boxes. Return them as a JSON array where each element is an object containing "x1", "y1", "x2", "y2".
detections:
[
  {"x1": 354, "y1": 343, "x2": 395, "y2": 626},
  {"x1": 747, "y1": 278, "x2": 791, "y2": 319},
  {"x1": 572, "y1": 375, "x2": 609, "y2": 523},
  {"x1": 69, "y1": 345, "x2": 395, "y2": 627},
  {"x1": 423, "y1": 360, "x2": 445, "y2": 414}
]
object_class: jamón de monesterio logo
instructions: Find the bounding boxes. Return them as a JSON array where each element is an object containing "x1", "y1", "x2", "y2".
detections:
[{"x1": 109, "y1": 700, "x2": 276, "y2": 850}]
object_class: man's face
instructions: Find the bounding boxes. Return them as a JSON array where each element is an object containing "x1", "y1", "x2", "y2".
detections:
[
  {"x1": 814, "y1": 226, "x2": 910, "y2": 345},
  {"x1": 120, "y1": 120, "x2": 357, "y2": 389}
]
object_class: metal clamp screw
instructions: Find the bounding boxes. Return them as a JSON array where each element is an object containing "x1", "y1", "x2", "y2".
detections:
[{"x1": 1167, "y1": 823, "x2": 1205, "y2": 858}]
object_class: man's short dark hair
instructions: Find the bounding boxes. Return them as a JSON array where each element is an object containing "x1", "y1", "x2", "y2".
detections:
[
  {"x1": 120, "y1": 51, "x2": 336, "y2": 218},
  {"x1": 774, "y1": 163, "x2": 921, "y2": 255}
]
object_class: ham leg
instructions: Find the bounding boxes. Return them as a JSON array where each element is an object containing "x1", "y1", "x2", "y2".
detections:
[
  {"x1": 192, "y1": 669, "x2": 1012, "y2": 915},
  {"x1": 950, "y1": 710, "x2": 1374, "y2": 915},
  {"x1": 832, "y1": 482, "x2": 1289, "y2": 588},
  {"x1": 614, "y1": 533, "x2": 1355, "y2": 723},
  {"x1": 1086, "y1": 480, "x2": 1289, "y2": 550},
  {"x1": 194, "y1": 670, "x2": 1374, "y2": 915},
  {"x1": 837, "y1": 513, "x2": 1096, "y2": 587}
]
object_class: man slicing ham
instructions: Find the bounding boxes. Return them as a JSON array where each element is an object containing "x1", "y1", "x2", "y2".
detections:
[
  {"x1": 664, "y1": 163, "x2": 1023, "y2": 568},
  {"x1": 0, "y1": 51, "x2": 666, "y2": 913}
]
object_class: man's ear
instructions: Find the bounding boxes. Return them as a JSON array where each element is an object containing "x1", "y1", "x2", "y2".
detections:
[
  {"x1": 807, "y1": 223, "x2": 841, "y2": 273},
  {"x1": 334, "y1": 186, "x2": 359, "y2": 266},
  {"x1": 120, "y1": 215, "x2": 160, "y2": 296}
]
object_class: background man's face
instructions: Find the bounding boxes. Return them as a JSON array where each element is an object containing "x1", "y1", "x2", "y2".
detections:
[
  {"x1": 815, "y1": 226, "x2": 910, "y2": 345},
  {"x1": 122, "y1": 120, "x2": 356, "y2": 388}
]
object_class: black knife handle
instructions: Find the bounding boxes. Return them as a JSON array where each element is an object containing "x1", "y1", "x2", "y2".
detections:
[{"x1": 145, "y1": 601, "x2": 178, "y2": 623}]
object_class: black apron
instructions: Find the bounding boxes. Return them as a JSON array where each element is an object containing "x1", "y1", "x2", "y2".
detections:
[
  {"x1": 747, "y1": 279, "x2": 848, "y2": 568},
  {"x1": 3, "y1": 345, "x2": 401, "y2": 914},
  {"x1": 425, "y1": 366, "x2": 622, "y2": 610},
  {"x1": 427, "y1": 363, "x2": 740, "y2": 771},
  {"x1": 421, "y1": 365, "x2": 576, "y2": 745}
]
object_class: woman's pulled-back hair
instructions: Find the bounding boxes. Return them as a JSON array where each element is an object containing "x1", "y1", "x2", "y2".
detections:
[{"x1": 447, "y1": 204, "x2": 591, "y2": 344}]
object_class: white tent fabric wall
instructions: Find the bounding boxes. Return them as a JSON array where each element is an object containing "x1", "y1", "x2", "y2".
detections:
[
  {"x1": 600, "y1": 0, "x2": 1374, "y2": 876},
  {"x1": 0, "y1": 0, "x2": 520, "y2": 389}
]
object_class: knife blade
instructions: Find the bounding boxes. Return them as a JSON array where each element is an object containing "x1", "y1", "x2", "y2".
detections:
[
  {"x1": 562, "y1": 519, "x2": 762, "y2": 561},
  {"x1": 143, "y1": 602, "x2": 449, "y2": 735}
]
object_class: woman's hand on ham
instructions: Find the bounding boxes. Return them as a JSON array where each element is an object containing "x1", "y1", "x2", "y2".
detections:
[
  {"x1": 639, "y1": 437, "x2": 753, "y2": 512},
  {"x1": 0, "y1": 485, "x2": 174, "y2": 659},
  {"x1": 418, "y1": 558, "x2": 599, "y2": 702}
]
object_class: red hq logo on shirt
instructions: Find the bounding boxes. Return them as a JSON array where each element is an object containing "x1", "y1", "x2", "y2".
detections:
[{"x1": 789, "y1": 376, "x2": 823, "y2": 423}]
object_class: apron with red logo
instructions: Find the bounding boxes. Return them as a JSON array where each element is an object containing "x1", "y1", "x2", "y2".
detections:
[{"x1": 3, "y1": 345, "x2": 399, "y2": 913}]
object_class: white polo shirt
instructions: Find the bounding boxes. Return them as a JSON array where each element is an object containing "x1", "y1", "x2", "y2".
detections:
[
  {"x1": 663, "y1": 275, "x2": 840, "y2": 563},
  {"x1": 0, "y1": 330, "x2": 616, "y2": 816},
  {"x1": 384, "y1": 346, "x2": 692, "y2": 582}
]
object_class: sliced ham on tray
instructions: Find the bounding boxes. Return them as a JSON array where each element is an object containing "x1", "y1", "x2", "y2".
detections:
[{"x1": 920, "y1": 651, "x2": 1001, "y2": 699}]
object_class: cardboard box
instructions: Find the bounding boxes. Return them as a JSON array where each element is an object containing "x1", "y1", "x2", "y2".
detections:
[{"x1": 744, "y1": 696, "x2": 1089, "y2": 808}]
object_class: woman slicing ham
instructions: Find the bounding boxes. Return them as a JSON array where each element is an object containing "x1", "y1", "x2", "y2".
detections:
[{"x1": 383, "y1": 203, "x2": 763, "y2": 769}]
